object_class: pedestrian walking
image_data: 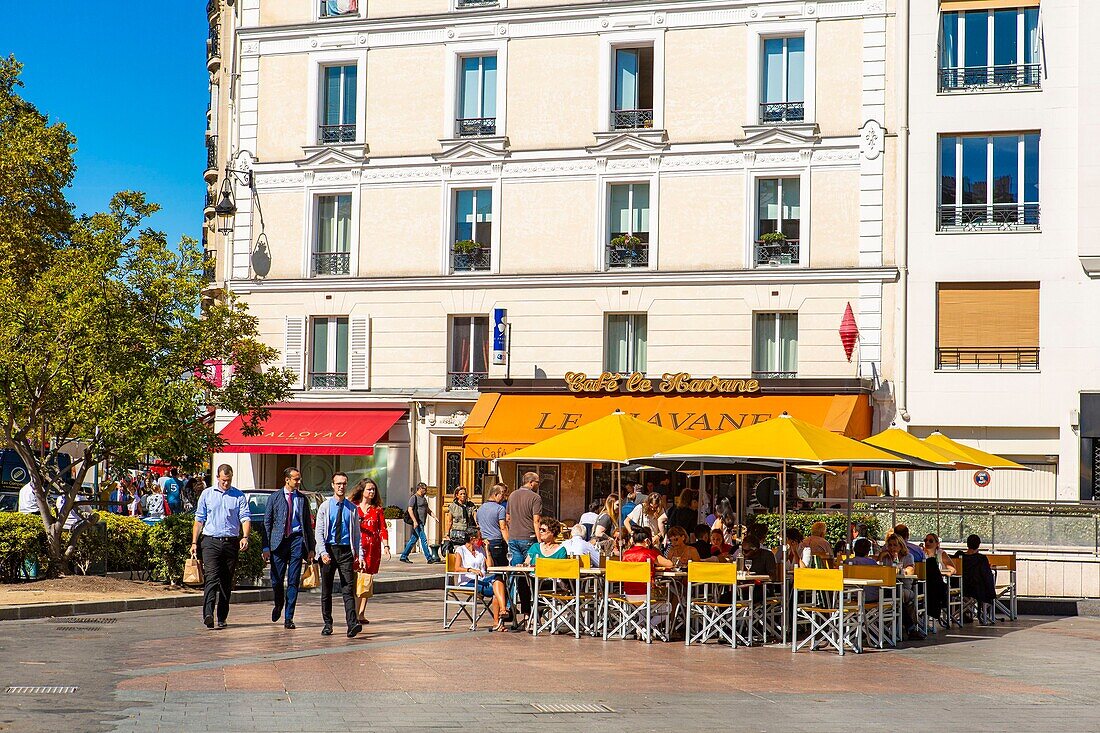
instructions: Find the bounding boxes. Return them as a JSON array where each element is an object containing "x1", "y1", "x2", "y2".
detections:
[
  {"x1": 351, "y1": 478, "x2": 389, "y2": 625},
  {"x1": 190, "y1": 464, "x2": 251, "y2": 630},
  {"x1": 314, "y1": 472, "x2": 363, "y2": 638},
  {"x1": 506, "y1": 471, "x2": 543, "y2": 628},
  {"x1": 399, "y1": 482, "x2": 439, "y2": 564},
  {"x1": 262, "y1": 467, "x2": 316, "y2": 629},
  {"x1": 163, "y1": 469, "x2": 182, "y2": 514}
]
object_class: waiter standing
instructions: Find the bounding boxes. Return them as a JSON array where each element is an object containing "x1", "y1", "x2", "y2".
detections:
[
  {"x1": 314, "y1": 472, "x2": 363, "y2": 638},
  {"x1": 262, "y1": 467, "x2": 315, "y2": 629},
  {"x1": 191, "y1": 464, "x2": 251, "y2": 630}
]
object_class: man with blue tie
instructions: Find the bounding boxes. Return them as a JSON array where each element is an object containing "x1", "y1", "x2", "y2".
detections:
[
  {"x1": 263, "y1": 467, "x2": 316, "y2": 629},
  {"x1": 314, "y1": 472, "x2": 363, "y2": 638}
]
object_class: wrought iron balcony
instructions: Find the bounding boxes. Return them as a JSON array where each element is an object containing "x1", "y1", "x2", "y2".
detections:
[
  {"x1": 319, "y1": 0, "x2": 358, "y2": 16},
  {"x1": 611, "y1": 108, "x2": 654, "y2": 130},
  {"x1": 448, "y1": 371, "x2": 487, "y2": 390},
  {"x1": 936, "y1": 347, "x2": 1039, "y2": 372},
  {"x1": 203, "y1": 190, "x2": 216, "y2": 220},
  {"x1": 207, "y1": 23, "x2": 221, "y2": 72},
  {"x1": 456, "y1": 117, "x2": 497, "y2": 137},
  {"x1": 310, "y1": 372, "x2": 349, "y2": 389},
  {"x1": 318, "y1": 124, "x2": 356, "y2": 144},
  {"x1": 939, "y1": 64, "x2": 1041, "y2": 93},
  {"x1": 759, "y1": 101, "x2": 805, "y2": 124},
  {"x1": 207, "y1": 0, "x2": 218, "y2": 18},
  {"x1": 752, "y1": 370, "x2": 797, "y2": 379},
  {"x1": 937, "y1": 203, "x2": 1040, "y2": 232},
  {"x1": 456, "y1": 0, "x2": 498, "y2": 7},
  {"x1": 450, "y1": 245, "x2": 491, "y2": 273},
  {"x1": 312, "y1": 251, "x2": 352, "y2": 276},
  {"x1": 605, "y1": 240, "x2": 649, "y2": 269},
  {"x1": 204, "y1": 136, "x2": 218, "y2": 183},
  {"x1": 754, "y1": 238, "x2": 800, "y2": 266},
  {"x1": 202, "y1": 250, "x2": 218, "y2": 283}
]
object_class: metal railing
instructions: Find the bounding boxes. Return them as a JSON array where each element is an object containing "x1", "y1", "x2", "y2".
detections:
[
  {"x1": 207, "y1": 23, "x2": 221, "y2": 62},
  {"x1": 754, "y1": 238, "x2": 800, "y2": 266},
  {"x1": 938, "y1": 203, "x2": 1040, "y2": 232},
  {"x1": 450, "y1": 246, "x2": 491, "y2": 273},
  {"x1": 606, "y1": 240, "x2": 649, "y2": 269},
  {"x1": 319, "y1": 0, "x2": 358, "y2": 16},
  {"x1": 448, "y1": 371, "x2": 487, "y2": 390},
  {"x1": 752, "y1": 370, "x2": 797, "y2": 379},
  {"x1": 456, "y1": 117, "x2": 496, "y2": 137},
  {"x1": 318, "y1": 124, "x2": 356, "y2": 144},
  {"x1": 936, "y1": 347, "x2": 1039, "y2": 372},
  {"x1": 310, "y1": 372, "x2": 348, "y2": 389},
  {"x1": 759, "y1": 101, "x2": 805, "y2": 124},
  {"x1": 939, "y1": 64, "x2": 1041, "y2": 92},
  {"x1": 202, "y1": 250, "x2": 218, "y2": 282},
  {"x1": 312, "y1": 251, "x2": 351, "y2": 276},
  {"x1": 207, "y1": 0, "x2": 218, "y2": 18},
  {"x1": 611, "y1": 108, "x2": 654, "y2": 130},
  {"x1": 205, "y1": 135, "x2": 218, "y2": 171}
]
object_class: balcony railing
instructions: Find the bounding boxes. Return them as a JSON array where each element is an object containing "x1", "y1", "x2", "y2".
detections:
[
  {"x1": 319, "y1": 0, "x2": 358, "y2": 16},
  {"x1": 207, "y1": 0, "x2": 218, "y2": 18},
  {"x1": 939, "y1": 64, "x2": 1041, "y2": 93},
  {"x1": 207, "y1": 23, "x2": 221, "y2": 64},
  {"x1": 754, "y1": 238, "x2": 800, "y2": 266},
  {"x1": 310, "y1": 372, "x2": 349, "y2": 389},
  {"x1": 205, "y1": 135, "x2": 218, "y2": 171},
  {"x1": 312, "y1": 251, "x2": 351, "y2": 276},
  {"x1": 456, "y1": 0, "x2": 498, "y2": 7},
  {"x1": 936, "y1": 347, "x2": 1039, "y2": 372},
  {"x1": 605, "y1": 240, "x2": 649, "y2": 269},
  {"x1": 937, "y1": 203, "x2": 1040, "y2": 232},
  {"x1": 611, "y1": 108, "x2": 654, "y2": 130},
  {"x1": 456, "y1": 117, "x2": 497, "y2": 137},
  {"x1": 752, "y1": 370, "x2": 797, "y2": 379},
  {"x1": 450, "y1": 245, "x2": 491, "y2": 273},
  {"x1": 759, "y1": 101, "x2": 805, "y2": 124},
  {"x1": 448, "y1": 371, "x2": 487, "y2": 390},
  {"x1": 202, "y1": 250, "x2": 218, "y2": 283},
  {"x1": 318, "y1": 124, "x2": 356, "y2": 144}
]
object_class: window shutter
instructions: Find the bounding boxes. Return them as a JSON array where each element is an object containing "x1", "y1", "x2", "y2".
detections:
[
  {"x1": 349, "y1": 315, "x2": 370, "y2": 390},
  {"x1": 284, "y1": 316, "x2": 306, "y2": 390},
  {"x1": 937, "y1": 283, "x2": 1039, "y2": 348}
]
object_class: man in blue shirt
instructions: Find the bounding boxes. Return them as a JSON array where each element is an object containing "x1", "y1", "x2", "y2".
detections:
[
  {"x1": 190, "y1": 464, "x2": 251, "y2": 630},
  {"x1": 314, "y1": 472, "x2": 363, "y2": 638},
  {"x1": 262, "y1": 467, "x2": 316, "y2": 629},
  {"x1": 893, "y1": 523, "x2": 927, "y2": 563},
  {"x1": 476, "y1": 483, "x2": 510, "y2": 568}
]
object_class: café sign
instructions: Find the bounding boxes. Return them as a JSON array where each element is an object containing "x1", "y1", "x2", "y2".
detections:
[{"x1": 564, "y1": 371, "x2": 761, "y2": 395}]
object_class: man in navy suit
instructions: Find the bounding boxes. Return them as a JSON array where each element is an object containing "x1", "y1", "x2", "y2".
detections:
[{"x1": 262, "y1": 467, "x2": 315, "y2": 629}]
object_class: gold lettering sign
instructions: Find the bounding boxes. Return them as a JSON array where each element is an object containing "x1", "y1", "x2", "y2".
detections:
[{"x1": 564, "y1": 371, "x2": 760, "y2": 395}]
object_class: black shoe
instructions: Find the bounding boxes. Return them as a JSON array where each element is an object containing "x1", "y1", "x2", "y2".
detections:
[
  {"x1": 284, "y1": 621, "x2": 296, "y2": 630},
  {"x1": 321, "y1": 625, "x2": 333, "y2": 636},
  {"x1": 347, "y1": 623, "x2": 363, "y2": 638},
  {"x1": 272, "y1": 604, "x2": 283, "y2": 623},
  {"x1": 399, "y1": 557, "x2": 411, "y2": 563},
  {"x1": 215, "y1": 621, "x2": 227, "y2": 630},
  {"x1": 427, "y1": 558, "x2": 441, "y2": 564},
  {"x1": 203, "y1": 614, "x2": 215, "y2": 629}
]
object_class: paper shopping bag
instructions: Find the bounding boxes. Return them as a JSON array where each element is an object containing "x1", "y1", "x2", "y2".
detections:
[
  {"x1": 356, "y1": 572, "x2": 374, "y2": 599},
  {"x1": 182, "y1": 558, "x2": 204, "y2": 586},
  {"x1": 300, "y1": 562, "x2": 320, "y2": 589}
]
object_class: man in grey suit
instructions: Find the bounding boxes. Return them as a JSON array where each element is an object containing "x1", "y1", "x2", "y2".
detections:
[{"x1": 262, "y1": 467, "x2": 315, "y2": 629}]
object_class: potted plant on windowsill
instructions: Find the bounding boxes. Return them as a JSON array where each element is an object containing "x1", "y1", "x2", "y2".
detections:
[
  {"x1": 611, "y1": 233, "x2": 643, "y2": 253},
  {"x1": 758, "y1": 231, "x2": 791, "y2": 266},
  {"x1": 452, "y1": 239, "x2": 481, "y2": 255}
]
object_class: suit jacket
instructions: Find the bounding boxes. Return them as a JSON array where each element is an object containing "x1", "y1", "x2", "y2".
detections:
[
  {"x1": 262, "y1": 489, "x2": 316, "y2": 555},
  {"x1": 314, "y1": 497, "x2": 362, "y2": 562}
]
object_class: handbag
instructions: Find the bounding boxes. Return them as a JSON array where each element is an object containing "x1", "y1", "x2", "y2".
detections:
[
  {"x1": 182, "y1": 557, "x2": 204, "y2": 586},
  {"x1": 356, "y1": 572, "x2": 374, "y2": 599},
  {"x1": 300, "y1": 562, "x2": 320, "y2": 589}
]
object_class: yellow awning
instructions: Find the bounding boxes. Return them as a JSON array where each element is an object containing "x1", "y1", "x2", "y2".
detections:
[
  {"x1": 865, "y1": 427, "x2": 984, "y2": 469},
  {"x1": 941, "y1": 0, "x2": 1038, "y2": 10},
  {"x1": 924, "y1": 432, "x2": 1031, "y2": 470},
  {"x1": 497, "y1": 410, "x2": 694, "y2": 464}
]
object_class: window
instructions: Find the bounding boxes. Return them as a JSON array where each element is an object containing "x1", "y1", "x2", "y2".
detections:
[
  {"x1": 605, "y1": 314, "x2": 647, "y2": 374},
  {"x1": 755, "y1": 178, "x2": 801, "y2": 266},
  {"x1": 936, "y1": 282, "x2": 1039, "y2": 371},
  {"x1": 760, "y1": 36, "x2": 805, "y2": 123},
  {"x1": 938, "y1": 133, "x2": 1040, "y2": 231},
  {"x1": 310, "y1": 317, "x2": 349, "y2": 389},
  {"x1": 456, "y1": 55, "x2": 497, "y2": 137},
  {"x1": 753, "y1": 313, "x2": 798, "y2": 378},
  {"x1": 612, "y1": 47, "x2": 654, "y2": 130},
  {"x1": 313, "y1": 195, "x2": 352, "y2": 276},
  {"x1": 319, "y1": 65, "x2": 357, "y2": 143},
  {"x1": 607, "y1": 183, "x2": 650, "y2": 269},
  {"x1": 940, "y1": 8, "x2": 1040, "y2": 91},
  {"x1": 319, "y1": 0, "x2": 358, "y2": 17},
  {"x1": 451, "y1": 189, "x2": 492, "y2": 273},
  {"x1": 515, "y1": 464, "x2": 560, "y2": 521},
  {"x1": 449, "y1": 316, "x2": 489, "y2": 390}
]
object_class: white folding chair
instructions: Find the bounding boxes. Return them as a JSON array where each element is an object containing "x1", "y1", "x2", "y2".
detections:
[
  {"x1": 443, "y1": 554, "x2": 491, "y2": 630},
  {"x1": 684, "y1": 562, "x2": 753, "y2": 647},
  {"x1": 792, "y1": 568, "x2": 864, "y2": 656},
  {"x1": 532, "y1": 557, "x2": 584, "y2": 638}
]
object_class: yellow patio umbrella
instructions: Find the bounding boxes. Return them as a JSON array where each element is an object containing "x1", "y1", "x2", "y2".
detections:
[{"x1": 924, "y1": 432, "x2": 1030, "y2": 470}]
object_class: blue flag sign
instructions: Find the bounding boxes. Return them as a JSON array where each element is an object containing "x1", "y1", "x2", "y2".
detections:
[{"x1": 492, "y1": 307, "x2": 507, "y2": 365}]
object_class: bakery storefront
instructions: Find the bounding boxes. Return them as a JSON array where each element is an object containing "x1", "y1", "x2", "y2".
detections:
[{"x1": 462, "y1": 372, "x2": 877, "y2": 522}]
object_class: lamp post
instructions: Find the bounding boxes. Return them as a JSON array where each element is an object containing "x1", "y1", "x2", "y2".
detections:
[{"x1": 214, "y1": 165, "x2": 253, "y2": 234}]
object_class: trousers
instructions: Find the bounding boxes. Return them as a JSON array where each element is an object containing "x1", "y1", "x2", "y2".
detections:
[
  {"x1": 200, "y1": 535, "x2": 239, "y2": 623},
  {"x1": 320, "y1": 544, "x2": 358, "y2": 630},
  {"x1": 269, "y1": 533, "x2": 306, "y2": 621}
]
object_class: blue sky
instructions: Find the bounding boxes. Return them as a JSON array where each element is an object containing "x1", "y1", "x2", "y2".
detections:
[{"x1": 4, "y1": 5, "x2": 208, "y2": 249}]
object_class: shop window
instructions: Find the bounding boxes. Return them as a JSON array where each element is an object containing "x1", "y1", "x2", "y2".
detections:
[
  {"x1": 938, "y1": 133, "x2": 1040, "y2": 231},
  {"x1": 449, "y1": 315, "x2": 489, "y2": 390},
  {"x1": 936, "y1": 282, "x2": 1039, "y2": 371},
  {"x1": 753, "y1": 312, "x2": 798, "y2": 378},
  {"x1": 516, "y1": 463, "x2": 560, "y2": 520},
  {"x1": 605, "y1": 313, "x2": 647, "y2": 374},
  {"x1": 310, "y1": 316, "x2": 348, "y2": 389}
]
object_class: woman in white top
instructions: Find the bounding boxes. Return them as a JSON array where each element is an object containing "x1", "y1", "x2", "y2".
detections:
[
  {"x1": 453, "y1": 531, "x2": 507, "y2": 632},
  {"x1": 144, "y1": 485, "x2": 168, "y2": 520},
  {"x1": 625, "y1": 494, "x2": 665, "y2": 543}
]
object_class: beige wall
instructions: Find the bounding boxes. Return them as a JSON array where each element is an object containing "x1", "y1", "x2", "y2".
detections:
[
  {"x1": 658, "y1": 174, "x2": 746, "y2": 271},
  {"x1": 365, "y1": 46, "x2": 446, "y2": 157},
  {"x1": 258, "y1": 2, "x2": 311, "y2": 26},
  {"x1": 809, "y1": 169, "x2": 860, "y2": 269},
  {"x1": 258, "y1": 191, "x2": 306, "y2": 279},
  {"x1": 257, "y1": 55, "x2": 310, "y2": 162},
  {"x1": 368, "y1": 0, "x2": 449, "y2": 19},
  {"x1": 360, "y1": 185, "x2": 442, "y2": 276},
  {"x1": 506, "y1": 36, "x2": 599, "y2": 151},
  {"x1": 815, "y1": 19, "x2": 863, "y2": 136},
  {"x1": 499, "y1": 179, "x2": 596, "y2": 274},
  {"x1": 665, "y1": 27, "x2": 748, "y2": 142}
]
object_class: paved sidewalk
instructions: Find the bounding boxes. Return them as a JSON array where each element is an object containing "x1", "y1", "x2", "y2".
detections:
[{"x1": 1, "y1": 589, "x2": 1098, "y2": 733}]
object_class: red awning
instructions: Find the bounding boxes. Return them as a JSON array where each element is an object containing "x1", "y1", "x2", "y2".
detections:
[{"x1": 218, "y1": 406, "x2": 406, "y2": 455}]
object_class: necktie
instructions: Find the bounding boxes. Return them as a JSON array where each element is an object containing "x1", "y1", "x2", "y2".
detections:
[{"x1": 285, "y1": 492, "x2": 293, "y2": 538}]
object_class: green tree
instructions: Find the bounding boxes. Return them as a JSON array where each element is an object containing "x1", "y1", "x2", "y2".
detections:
[{"x1": 0, "y1": 58, "x2": 291, "y2": 575}]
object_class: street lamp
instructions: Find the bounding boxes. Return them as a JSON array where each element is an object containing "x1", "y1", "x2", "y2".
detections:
[{"x1": 215, "y1": 166, "x2": 253, "y2": 234}]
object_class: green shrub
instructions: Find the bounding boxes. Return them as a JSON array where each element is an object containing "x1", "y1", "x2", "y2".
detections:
[
  {"x1": 0, "y1": 513, "x2": 47, "y2": 582},
  {"x1": 750, "y1": 511, "x2": 881, "y2": 549},
  {"x1": 383, "y1": 505, "x2": 404, "y2": 520},
  {"x1": 145, "y1": 513, "x2": 265, "y2": 586},
  {"x1": 70, "y1": 514, "x2": 149, "y2": 574}
]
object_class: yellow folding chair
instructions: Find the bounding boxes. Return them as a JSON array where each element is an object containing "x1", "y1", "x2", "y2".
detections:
[
  {"x1": 792, "y1": 568, "x2": 864, "y2": 656},
  {"x1": 443, "y1": 554, "x2": 491, "y2": 630},
  {"x1": 988, "y1": 553, "x2": 1018, "y2": 621},
  {"x1": 532, "y1": 557, "x2": 583, "y2": 638},
  {"x1": 685, "y1": 562, "x2": 752, "y2": 647},
  {"x1": 842, "y1": 565, "x2": 899, "y2": 648},
  {"x1": 602, "y1": 560, "x2": 660, "y2": 643}
]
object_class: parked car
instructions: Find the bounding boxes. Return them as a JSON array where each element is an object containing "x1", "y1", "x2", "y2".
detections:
[
  {"x1": 242, "y1": 489, "x2": 324, "y2": 527},
  {"x1": 0, "y1": 491, "x2": 17, "y2": 512}
]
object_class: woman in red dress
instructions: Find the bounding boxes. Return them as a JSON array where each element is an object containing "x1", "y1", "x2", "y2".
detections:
[{"x1": 351, "y1": 478, "x2": 390, "y2": 624}]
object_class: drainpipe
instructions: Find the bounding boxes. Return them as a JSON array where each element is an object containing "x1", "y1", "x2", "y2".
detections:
[{"x1": 895, "y1": 0, "x2": 912, "y2": 423}]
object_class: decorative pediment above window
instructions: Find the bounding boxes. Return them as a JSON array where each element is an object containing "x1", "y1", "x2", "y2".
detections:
[
  {"x1": 434, "y1": 137, "x2": 510, "y2": 162},
  {"x1": 586, "y1": 131, "x2": 669, "y2": 156},
  {"x1": 298, "y1": 145, "x2": 369, "y2": 169},
  {"x1": 736, "y1": 124, "x2": 821, "y2": 150}
]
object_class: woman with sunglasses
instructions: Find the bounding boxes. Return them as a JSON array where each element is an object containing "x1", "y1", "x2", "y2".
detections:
[{"x1": 524, "y1": 517, "x2": 567, "y2": 563}]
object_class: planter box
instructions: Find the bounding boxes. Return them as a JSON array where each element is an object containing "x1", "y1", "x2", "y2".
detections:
[{"x1": 387, "y1": 518, "x2": 410, "y2": 553}]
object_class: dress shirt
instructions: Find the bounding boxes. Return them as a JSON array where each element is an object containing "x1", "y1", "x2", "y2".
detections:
[
  {"x1": 563, "y1": 536, "x2": 601, "y2": 566},
  {"x1": 314, "y1": 497, "x2": 362, "y2": 561},
  {"x1": 195, "y1": 485, "x2": 249, "y2": 537},
  {"x1": 284, "y1": 488, "x2": 303, "y2": 535}
]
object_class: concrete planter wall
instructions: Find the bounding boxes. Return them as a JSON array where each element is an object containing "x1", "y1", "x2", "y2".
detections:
[{"x1": 387, "y1": 518, "x2": 410, "y2": 553}]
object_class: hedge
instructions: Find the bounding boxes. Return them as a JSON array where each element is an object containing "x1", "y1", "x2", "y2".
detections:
[
  {"x1": 0, "y1": 513, "x2": 48, "y2": 582},
  {"x1": 750, "y1": 511, "x2": 882, "y2": 549},
  {"x1": 146, "y1": 513, "x2": 264, "y2": 585},
  {"x1": 71, "y1": 514, "x2": 149, "y2": 574}
]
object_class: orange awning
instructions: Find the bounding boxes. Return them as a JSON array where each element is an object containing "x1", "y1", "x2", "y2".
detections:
[{"x1": 463, "y1": 392, "x2": 870, "y2": 460}]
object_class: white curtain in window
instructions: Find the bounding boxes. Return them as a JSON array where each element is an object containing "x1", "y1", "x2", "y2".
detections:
[
  {"x1": 632, "y1": 316, "x2": 647, "y2": 373},
  {"x1": 606, "y1": 315, "x2": 629, "y2": 372},
  {"x1": 753, "y1": 314, "x2": 776, "y2": 372},
  {"x1": 779, "y1": 313, "x2": 798, "y2": 372}
]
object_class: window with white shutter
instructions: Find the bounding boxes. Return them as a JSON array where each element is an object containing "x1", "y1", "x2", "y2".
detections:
[
  {"x1": 283, "y1": 316, "x2": 307, "y2": 390},
  {"x1": 348, "y1": 315, "x2": 370, "y2": 390}
]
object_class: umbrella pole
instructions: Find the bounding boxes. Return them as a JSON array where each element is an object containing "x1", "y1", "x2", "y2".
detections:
[
  {"x1": 616, "y1": 463, "x2": 623, "y2": 557},
  {"x1": 780, "y1": 459, "x2": 788, "y2": 646},
  {"x1": 935, "y1": 471, "x2": 941, "y2": 536},
  {"x1": 846, "y1": 463, "x2": 853, "y2": 547},
  {"x1": 891, "y1": 470, "x2": 898, "y2": 529}
]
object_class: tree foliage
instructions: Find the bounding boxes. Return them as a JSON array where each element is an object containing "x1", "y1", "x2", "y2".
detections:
[{"x1": 0, "y1": 58, "x2": 291, "y2": 575}]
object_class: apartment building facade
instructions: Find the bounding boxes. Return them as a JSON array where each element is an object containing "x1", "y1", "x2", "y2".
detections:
[{"x1": 202, "y1": 0, "x2": 900, "y2": 521}]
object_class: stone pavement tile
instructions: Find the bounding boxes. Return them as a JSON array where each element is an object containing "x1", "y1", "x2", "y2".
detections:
[{"x1": 223, "y1": 661, "x2": 281, "y2": 691}]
